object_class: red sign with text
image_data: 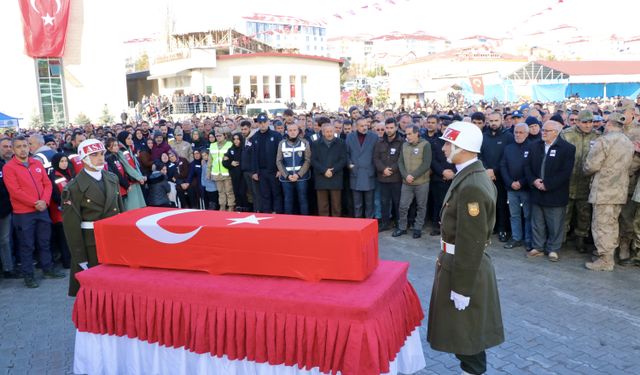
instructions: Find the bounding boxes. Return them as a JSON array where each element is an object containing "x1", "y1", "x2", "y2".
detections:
[
  {"x1": 93, "y1": 207, "x2": 379, "y2": 282},
  {"x1": 19, "y1": 0, "x2": 71, "y2": 57}
]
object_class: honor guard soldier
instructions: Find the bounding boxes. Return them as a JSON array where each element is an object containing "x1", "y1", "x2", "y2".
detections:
[
  {"x1": 62, "y1": 139, "x2": 124, "y2": 297},
  {"x1": 427, "y1": 121, "x2": 505, "y2": 375}
]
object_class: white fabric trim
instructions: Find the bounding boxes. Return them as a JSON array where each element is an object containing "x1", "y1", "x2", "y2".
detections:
[
  {"x1": 440, "y1": 239, "x2": 456, "y2": 255},
  {"x1": 74, "y1": 328, "x2": 426, "y2": 375},
  {"x1": 80, "y1": 222, "x2": 94, "y2": 229}
]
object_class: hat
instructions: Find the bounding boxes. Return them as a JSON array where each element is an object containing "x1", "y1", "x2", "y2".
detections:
[
  {"x1": 348, "y1": 106, "x2": 359, "y2": 114},
  {"x1": 153, "y1": 130, "x2": 163, "y2": 138},
  {"x1": 525, "y1": 116, "x2": 542, "y2": 126},
  {"x1": 519, "y1": 103, "x2": 530, "y2": 111},
  {"x1": 618, "y1": 99, "x2": 635, "y2": 112},
  {"x1": 174, "y1": 128, "x2": 183, "y2": 136},
  {"x1": 549, "y1": 114, "x2": 565, "y2": 125},
  {"x1": 256, "y1": 113, "x2": 268, "y2": 123},
  {"x1": 77, "y1": 139, "x2": 105, "y2": 159},
  {"x1": 44, "y1": 135, "x2": 55, "y2": 144},
  {"x1": 439, "y1": 121, "x2": 483, "y2": 153},
  {"x1": 153, "y1": 160, "x2": 165, "y2": 171},
  {"x1": 577, "y1": 110, "x2": 593, "y2": 122},
  {"x1": 593, "y1": 115, "x2": 604, "y2": 122},
  {"x1": 609, "y1": 112, "x2": 626, "y2": 126},
  {"x1": 511, "y1": 110, "x2": 523, "y2": 118}
]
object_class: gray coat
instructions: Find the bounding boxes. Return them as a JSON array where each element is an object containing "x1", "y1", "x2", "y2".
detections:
[{"x1": 346, "y1": 131, "x2": 378, "y2": 191}]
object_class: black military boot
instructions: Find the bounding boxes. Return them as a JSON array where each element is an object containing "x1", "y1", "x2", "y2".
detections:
[{"x1": 575, "y1": 237, "x2": 586, "y2": 253}]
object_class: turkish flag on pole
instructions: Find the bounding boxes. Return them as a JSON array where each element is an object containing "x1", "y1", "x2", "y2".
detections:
[
  {"x1": 470, "y1": 76, "x2": 485, "y2": 95},
  {"x1": 19, "y1": 0, "x2": 71, "y2": 57}
]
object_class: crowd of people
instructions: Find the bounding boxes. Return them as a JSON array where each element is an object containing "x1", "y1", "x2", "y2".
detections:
[{"x1": 1, "y1": 95, "x2": 640, "y2": 288}]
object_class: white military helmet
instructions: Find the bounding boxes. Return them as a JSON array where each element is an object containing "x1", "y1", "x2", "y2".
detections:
[
  {"x1": 77, "y1": 139, "x2": 106, "y2": 160},
  {"x1": 439, "y1": 121, "x2": 483, "y2": 153}
]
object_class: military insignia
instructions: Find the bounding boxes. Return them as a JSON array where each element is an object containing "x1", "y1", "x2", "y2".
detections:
[
  {"x1": 297, "y1": 151, "x2": 303, "y2": 157},
  {"x1": 467, "y1": 202, "x2": 480, "y2": 217}
]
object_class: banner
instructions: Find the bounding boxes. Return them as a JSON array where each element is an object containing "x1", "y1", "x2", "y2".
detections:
[
  {"x1": 469, "y1": 76, "x2": 485, "y2": 95},
  {"x1": 19, "y1": 0, "x2": 71, "y2": 57}
]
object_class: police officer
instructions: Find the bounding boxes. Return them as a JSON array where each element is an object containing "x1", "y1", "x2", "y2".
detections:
[
  {"x1": 560, "y1": 109, "x2": 599, "y2": 252},
  {"x1": 584, "y1": 113, "x2": 634, "y2": 271},
  {"x1": 427, "y1": 121, "x2": 504, "y2": 375},
  {"x1": 251, "y1": 113, "x2": 283, "y2": 213},
  {"x1": 62, "y1": 139, "x2": 124, "y2": 297}
]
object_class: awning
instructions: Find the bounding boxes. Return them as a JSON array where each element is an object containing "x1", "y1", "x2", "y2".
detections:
[{"x1": 147, "y1": 70, "x2": 191, "y2": 80}]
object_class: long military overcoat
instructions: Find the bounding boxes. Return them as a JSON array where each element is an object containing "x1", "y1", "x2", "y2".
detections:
[
  {"x1": 62, "y1": 169, "x2": 124, "y2": 296},
  {"x1": 427, "y1": 160, "x2": 505, "y2": 355}
]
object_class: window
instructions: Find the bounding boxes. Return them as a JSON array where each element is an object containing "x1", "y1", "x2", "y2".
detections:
[
  {"x1": 250, "y1": 75, "x2": 257, "y2": 98},
  {"x1": 36, "y1": 58, "x2": 66, "y2": 127},
  {"x1": 275, "y1": 76, "x2": 282, "y2": 99},
  {"x1": 289, "y1": 75, "x2": 296, "y2": 98},
  {"x1": 262, "y1": 76, "x2": 270, "y2": 99},
  {"x1": 233, "y1": 76, "x2": 241, "y2": 96}
]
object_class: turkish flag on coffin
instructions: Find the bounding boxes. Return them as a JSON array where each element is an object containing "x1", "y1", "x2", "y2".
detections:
[
  {"x1": 18, "y1": 0, "x2": 71, "y2": 57},
  {"x1": 93, "y1": 207, "x2": 379, "y2": 282},
  {"x1": 469, "y1": 76, "x2": 485, "y2": 96}
]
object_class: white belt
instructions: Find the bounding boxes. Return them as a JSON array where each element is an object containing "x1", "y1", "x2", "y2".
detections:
[
  {"x1": 80, "y1": 221, "x2": 94, "y2": 229},
  {"x1": 440, "y1": 239, "x2": 455, "y2": 255}
]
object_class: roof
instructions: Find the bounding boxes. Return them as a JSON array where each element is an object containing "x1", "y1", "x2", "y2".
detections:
[
  {"x1": 242, "y1": 13, "x2": 324, "y2": 27},
  {"x1": 370, "y1": 33, "x2": 446, "y2": 42},
  {"x1": 537, "y1": 60, "x2": 640, "y2": 75},
  {"x1": 217, "y1": 52, "x2": 342, "y2": 64},
  {"x1": 393, "y1": 47, "x2": 527, "y2": 67},
  {"x1": 460, "y1": 35, "x2": 502, "y2": 41}
]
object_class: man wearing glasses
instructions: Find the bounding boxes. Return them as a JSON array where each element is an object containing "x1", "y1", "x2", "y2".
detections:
[
  {"x1": 560, "y1": 110, "x2": 599, "y2": 253},
  {"x1": 525, "y1": 121, "x2": 575, "y2": 262}
]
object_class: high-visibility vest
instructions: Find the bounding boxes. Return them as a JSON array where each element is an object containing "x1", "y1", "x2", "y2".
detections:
[
  {"x1": 279, "y1": 139, "x2": 309, "y2": 181},
  {"x1": 209, "y1": 141, "x2": 231, "y2": 177}
]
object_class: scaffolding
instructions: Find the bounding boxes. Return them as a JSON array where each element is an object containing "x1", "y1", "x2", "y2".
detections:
[{"x1": 170, "y1": 29, "x2": 277, "y2": 55}]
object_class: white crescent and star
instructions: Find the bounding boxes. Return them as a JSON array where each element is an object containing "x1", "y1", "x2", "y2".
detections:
[
  {"x1": 42, "y1": 13, "x2": 55, "y2": 26},
  {"x1": 227, "y1": 214, "x2": 272, "y2": 226},
  {"x1": 135, "y1": 209, "x2": 203, "y2": 244},
  {"x1": 31, "y1": 0, "x2": 63, "y2": 25},
  {"x1": 472, "y1": 78, "x2": 482, "y2": 88}
]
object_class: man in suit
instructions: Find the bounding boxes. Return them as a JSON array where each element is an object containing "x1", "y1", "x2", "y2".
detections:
[
  {"x1": 525, "y1": 120, "x2": 576, "y2": 262},
  {"x1": 427, "y1": 121, "x2": 504, "y2": 375},
  {"x1": 346, "y1": 118, "x2": 379, "y2": 218},
  {"x1": 62, "y1": 139, "x2": 124, "y2": 296}
]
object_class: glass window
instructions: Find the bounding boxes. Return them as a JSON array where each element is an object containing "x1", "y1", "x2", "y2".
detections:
[
  {"x1": 35, "y1": 58, "x2": 66, "y2": 127},
  {"x1": 233, "y1": 76, "x2": 241, "y2": 96},
  {"x1": 275, "y1": 76, "x2": 282, "y2": 99},
  {"x1": 289, "y1": 75, "x2": 296, "y2": 98},
  {"x1": 250, "y1": 75, "x2": 257, "y2": 98},
  {"x1": 263, "y1": 76, "x2": 270, "y2": 99}
]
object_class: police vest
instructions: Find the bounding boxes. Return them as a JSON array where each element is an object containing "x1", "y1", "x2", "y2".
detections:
[
  {"x1": 209, "y1": 141, "x2": 231, "y2": 177},
  {"x1": 279, "y1": 139, "x2": 309, "y2": 182},
  {"x1": 35, "y1": 149, "x2": 56, "y2": 174}
]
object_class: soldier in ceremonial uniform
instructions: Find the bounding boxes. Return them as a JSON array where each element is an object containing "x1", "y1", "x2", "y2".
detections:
[
  {"x1": 62, "y1": 139, "x2": 124, "y2": 297},
  {"x1": 584, "y1": 113, "x2": 634, "y2": 271},
  {"x1": 427, "y1": 121, "x2": 504, "y2": 375}
]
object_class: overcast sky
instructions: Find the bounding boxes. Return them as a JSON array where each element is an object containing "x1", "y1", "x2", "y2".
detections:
[{"x1": 124, "y1": 0, "x2": 640, "y2": 41}]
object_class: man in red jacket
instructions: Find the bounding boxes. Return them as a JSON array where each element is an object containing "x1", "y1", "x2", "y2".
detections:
[{"x1": 3, "y1": 136, "x2": 65, "y2": 288}]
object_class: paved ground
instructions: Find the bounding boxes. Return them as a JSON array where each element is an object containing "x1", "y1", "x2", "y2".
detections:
[{"x1": 1, "y1": 232, "x2": 640, "y2": 374}]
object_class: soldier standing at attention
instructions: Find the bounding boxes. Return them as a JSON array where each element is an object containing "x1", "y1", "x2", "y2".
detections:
[
  {"x1": 427, "y1": 122, "x2": 504, "y2": 375},
  {"x1": 62, "y1": 139, "x2": 124, "y2": 296},
  {"x1": 584, "y1": 113, "x2": 634, "y2": 271},
  {"x1": 560, "y1": 110, "x2": 599, "y2": 252}
]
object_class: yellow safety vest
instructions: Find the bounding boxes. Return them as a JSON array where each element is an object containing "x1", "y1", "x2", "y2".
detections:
[{"x1": 209, "y1": 141, "x2": 231, "y2": 176}]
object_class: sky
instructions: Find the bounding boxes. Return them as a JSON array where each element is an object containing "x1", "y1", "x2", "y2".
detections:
[{"x1": 123, "y1": 0, "x2": 640, "y2": 41}]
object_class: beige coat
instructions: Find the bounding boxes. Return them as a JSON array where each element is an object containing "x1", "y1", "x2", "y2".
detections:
[{"x1": 584, "y1": 131, "x2": 634, "y2": 204}]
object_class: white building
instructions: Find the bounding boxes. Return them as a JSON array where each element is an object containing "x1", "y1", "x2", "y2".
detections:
[
  {"x1": 1, "y1": 0, "x2": 127, "y2": 127},
  {"x1": 150, "y1": 52, "x2": 342, "y2": 110},
  {"x1": 240, "y1": 13, "x2": 328, "y2": 56}
]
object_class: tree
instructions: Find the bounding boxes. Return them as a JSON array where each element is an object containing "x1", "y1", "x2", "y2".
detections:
[
  {"x1": 29, "y1": 109, "x2": 43, "y2": 129},
  {"x1": 374, "y1": 89, "x2": 389, "y2": 109},
  {"x1": 74, "y1": 112, "x2": 91, "y2": 126},
  {"x1": 98, "y1": 104, "x2": 115, "y2": 125},
  {"x1": 134, "y1": 53, "x2": 149, "y2": 72}
]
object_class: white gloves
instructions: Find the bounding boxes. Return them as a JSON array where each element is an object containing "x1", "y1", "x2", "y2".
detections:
[
  {"x1": 79, "y1": 262, "x2": 89, "y2": 270},
  {"x1": 450, "y1": 291, "x2": 470, "y2": 311}
]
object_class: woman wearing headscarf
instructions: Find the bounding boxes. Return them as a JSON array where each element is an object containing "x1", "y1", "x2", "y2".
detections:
[
  {"x1": 133, "y1": 129, "x2": 146, "y2": 151},
  {"x1": 186, "y1": 148, "x2": 203, "y2": 208},
  {"x1": 116, "y1": 130, "x2": 147, "y2": 210},
  {"x1": 49, "y1": 153, "x2": 73, "y2": 268},
  {"x1": 137, "y1": 138, "x2": 155, "y2": 177},
  {"x1": 222, "y1": 132, "x2": 248, "y2": 211}
]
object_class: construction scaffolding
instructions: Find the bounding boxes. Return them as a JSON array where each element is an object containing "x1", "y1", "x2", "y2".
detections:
[{"x1": 170, "y1": 29, "x2": 280, "y2": 55}]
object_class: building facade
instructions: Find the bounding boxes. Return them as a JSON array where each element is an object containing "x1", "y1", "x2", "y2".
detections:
[{"x1": 241, "y1": 13, "x2": 328, "y2": 56}]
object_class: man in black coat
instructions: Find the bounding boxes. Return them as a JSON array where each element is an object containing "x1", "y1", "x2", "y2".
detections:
[
  {"x1": 250, "y1": 113, "x2": 283, "y2": 213},
  {"x1": 425, "y1": 116, "x2": 455, "y2": 236},
  {"x1": 525, "y1": 120, "x2": 575, "y2": 262},
  {"x1": 480, "y1": 112, "x2": 512, "y2": 242},
  {"x1": 311, "y1": 122, "x2": 347, "y2": 217}
]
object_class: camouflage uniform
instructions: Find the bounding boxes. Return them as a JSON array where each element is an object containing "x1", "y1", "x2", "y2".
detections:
[
  {"x1": 620, "y1": 120, "x2": 640, "y2": 258},
  {"x1": 583, "y1": 130, "x2": 634, "y2": 269},
  {"x1": 560, "y1": 126, "x2": 599, "y2": 240}
]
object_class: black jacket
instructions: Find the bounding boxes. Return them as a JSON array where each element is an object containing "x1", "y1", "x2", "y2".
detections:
[
  {"x1": 424, "y1": 132, "x2": 454, "y2": 183},
  {"x1": 480, "y1": 128, "x2": 512, "y2": 176},
  {"x1": 373, "y1": 133, "x2": 404, "y2": 183},
  {"x1": 311, "y1": 138, "x2": 348, "y2": 190},
  {"x1": 0, "y1": 159, "x2": 12, "y2": 217},
  {"x1": 146, "y1": 171, "x2": 171, "y2": 207},
  {"x1": 500, "y1": 140, "x2": 530, "y2": 191},
  {"x1": 525, "y1": 138, "x2": 576, "y2": 207},
  {"x1": 250, "y1": 129, "x2": 282, "y2": 173}
]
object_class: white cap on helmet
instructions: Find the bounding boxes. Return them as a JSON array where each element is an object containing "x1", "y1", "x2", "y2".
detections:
[
  {"x1": 77, "y1": 139, "x2": 106, "y2": 160},
  {"x1": 439, "y1": 121, "x2": 483, "y2": 153}
]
